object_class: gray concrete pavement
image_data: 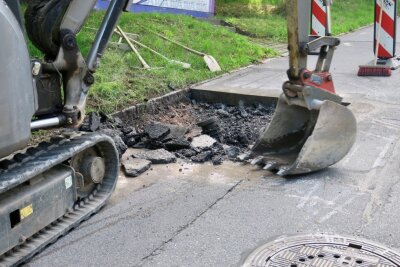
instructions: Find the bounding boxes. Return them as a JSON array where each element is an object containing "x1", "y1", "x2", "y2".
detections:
[{"x1": 28, "y1": 24, "x2": 400, "y2": 266}]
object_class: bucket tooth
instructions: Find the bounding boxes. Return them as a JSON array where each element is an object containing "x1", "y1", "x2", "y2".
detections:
[
  {"x1": 263, "y1": 161, "x2": 279, "y2": 171},
  {"x1": 277, "y1": 166, "x2": 291, "y2": 176},
  {"x1": 251, "y1": 156, "x2": 265, "y2": 166},
  {"x1": 238, "y1": 152, "x2": 252, "y2": 161}
]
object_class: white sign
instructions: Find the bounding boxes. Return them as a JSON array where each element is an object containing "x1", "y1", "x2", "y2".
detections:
[{"x1": 132, "y1": 0, "x2": 212, "y2": 13}]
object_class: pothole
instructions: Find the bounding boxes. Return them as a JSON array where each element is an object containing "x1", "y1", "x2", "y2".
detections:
[
  {"x1": 80, "y1": 98, "x2": 275, "y2": 177},
  {"x1": 242, "y1": 234, "x2": 400, "y2": 267}
]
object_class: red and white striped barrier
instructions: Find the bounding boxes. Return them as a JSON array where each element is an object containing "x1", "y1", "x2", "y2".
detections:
[
  {"x1": 375, "y1": 0, "x2": 397, "y2": 59},
  {"x1": 311, "y1": 0, "x2": 327, "y2": 36}
]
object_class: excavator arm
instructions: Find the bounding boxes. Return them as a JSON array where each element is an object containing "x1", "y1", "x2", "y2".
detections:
[{"x1": 26, "y1": 0, "x2": 132, "y2": 129}]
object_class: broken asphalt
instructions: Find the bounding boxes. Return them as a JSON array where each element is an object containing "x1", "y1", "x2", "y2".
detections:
[{"x1": 28, "y1": 24, "x2": 400, "y2": 266}]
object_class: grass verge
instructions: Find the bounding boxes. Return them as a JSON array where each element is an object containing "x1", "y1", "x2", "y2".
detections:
[
  {"x1": 29, "y1": 12, "x2": 276, "y2": 114},
  {"x1": 217, "y1": 0, "x2": 374, "y2": 42}
]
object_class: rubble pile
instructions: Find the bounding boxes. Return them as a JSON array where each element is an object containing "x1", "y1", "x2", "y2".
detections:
[{"x1": 80, "y1": 101, "x2": 274, "y2": 177}]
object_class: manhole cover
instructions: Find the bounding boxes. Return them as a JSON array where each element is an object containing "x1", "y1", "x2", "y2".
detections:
[{"x1": 242, "y1": 234, "x2": 400, "y2": 267}]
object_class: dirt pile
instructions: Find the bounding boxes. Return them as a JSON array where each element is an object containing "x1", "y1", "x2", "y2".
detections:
[{"x1": 80, "y1": 100, "x2": 274, "y2": 173}]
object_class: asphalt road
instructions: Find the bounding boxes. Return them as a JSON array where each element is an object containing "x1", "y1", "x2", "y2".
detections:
[{"x1": 28, "y1": 24, "x2": 400, "y2": 266}]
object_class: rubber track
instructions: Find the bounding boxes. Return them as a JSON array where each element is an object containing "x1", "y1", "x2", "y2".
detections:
[{"x1": 0, "y1": 132, "x2": 119, "y2": 267}]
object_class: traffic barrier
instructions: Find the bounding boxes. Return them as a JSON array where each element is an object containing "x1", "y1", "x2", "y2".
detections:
[
  {"x1": 373, "y1": 0, "x2": 400, "y2": 69},
  {"x1": 311, "y1": 0, "x2": 328, "y2": 36}
]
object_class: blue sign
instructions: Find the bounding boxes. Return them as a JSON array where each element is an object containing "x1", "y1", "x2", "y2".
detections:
[{"x1": 96, "y1": 0, "x2": 215, "y2": 18}]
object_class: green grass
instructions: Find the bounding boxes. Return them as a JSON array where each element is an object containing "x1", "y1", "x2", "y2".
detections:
[
  {"x1": 219, "y1": 0, "x2": 278, "y2": 3},
  {"x1": 216, "y1": 0, "x2": 285, "y2": 18},
  {"x1": 331, "y1": 0, "x2": 373, "y2": 34},
  {"x1": 225, "y1": 15, "x2": 287, "y2": 41},
  {"x1": 30, "y1": 12, "x2": 275, "y2": 113},
  {"x1": 217, "y1": 0, "x2": 374, "y2": 42}
]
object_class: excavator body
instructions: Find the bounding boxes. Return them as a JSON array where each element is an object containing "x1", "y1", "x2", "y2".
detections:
[
  {"x1": 0, "y1": 0, "x2": 357, "y2": 265},
  {"x1": 0, "y1": 0, "x2": 133, "y2": 265}
]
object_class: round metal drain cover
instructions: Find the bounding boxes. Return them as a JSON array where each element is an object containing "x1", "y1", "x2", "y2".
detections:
[{"x1": 243, "y1": 234, "x2": 400, "y2": 267}]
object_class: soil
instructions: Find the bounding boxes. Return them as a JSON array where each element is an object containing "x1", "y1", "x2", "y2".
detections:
[{"x1": 87, "y1": 99, "x2": 274, "y2": 165}]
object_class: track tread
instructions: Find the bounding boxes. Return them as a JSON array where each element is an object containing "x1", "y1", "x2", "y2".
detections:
[{"x1": 0, "y1": 132, "x2": 119, "y2": 267}]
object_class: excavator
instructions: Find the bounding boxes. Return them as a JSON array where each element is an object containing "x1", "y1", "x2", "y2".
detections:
[{"x1": 0, "y1": 0, "x2": 356, "y2": 265}]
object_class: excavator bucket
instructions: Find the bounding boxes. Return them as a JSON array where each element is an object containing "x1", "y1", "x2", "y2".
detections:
[{"x1": 251, "y1": 95, "x2": 357, "y2": 176}]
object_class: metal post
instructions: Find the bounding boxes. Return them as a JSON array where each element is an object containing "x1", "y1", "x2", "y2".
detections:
[
  {"x1": 61, "y1": 0, "x2": 98, "y2": 34},
  {"x1": 325, "y1": 1, "x2": 332, "y2": 35},
  {"x1": 31, "y1": 116, "x2": 66, "y2": 130},
  {"x1": 287, "y1": 0, "x2": 311, "y2": 80},
  {"x1": 87, "y1": 0, "x2": 130, "y2": 72}
]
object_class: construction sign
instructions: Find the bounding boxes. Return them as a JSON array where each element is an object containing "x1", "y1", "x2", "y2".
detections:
[
  {"x1": 374, "y1": 0, "x2": 397, "y2": 58},
  {"x1": 96, "y1": 0, "x2": 215, "y2": 18},
  {"x1": 310, "y1": 0, "x2": 327, "y2": 36}
]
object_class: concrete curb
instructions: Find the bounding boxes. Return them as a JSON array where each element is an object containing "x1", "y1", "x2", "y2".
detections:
[{"x1": 112, "y1": 89, "x2": 190, "y2": 121}]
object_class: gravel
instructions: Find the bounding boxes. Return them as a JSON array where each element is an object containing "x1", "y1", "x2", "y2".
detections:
[
  {"x1": 191, "y1": 135, "x2": 217, "y2": 149},
  {"x1": 132, "y1": 149, "x2": 177, "y2": 164},
  {"x1": 122, "y1": 158, "x2": 152, "y2": 177},
  {"x1": 81, "y1": 100, "x2": 273, "y2": 165},
  {"x1": 144, "y1": 123, "x2": 170, "y2": 140}
]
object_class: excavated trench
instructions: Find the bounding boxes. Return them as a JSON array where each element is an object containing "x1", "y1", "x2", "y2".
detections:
[{"x1": 80, "y1": 95, "x2": 275, "y2": 177}]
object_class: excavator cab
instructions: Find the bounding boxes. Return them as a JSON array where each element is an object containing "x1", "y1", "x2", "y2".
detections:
[
  {"x1": 248, "y1": 0, "x2": 357, "y2": 175},
  {"x1": 0, "y1": 0, "x2": 36, "y2": 160}
]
